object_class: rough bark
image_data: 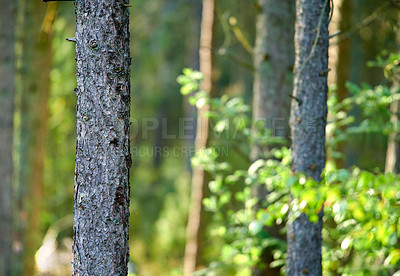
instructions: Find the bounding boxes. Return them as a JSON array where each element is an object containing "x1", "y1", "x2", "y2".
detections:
[
  {"x1": 0, "y1": 1, "x2": 16, "y2": 275},
  {"x1": 73, "y1": 1, "x2": 132, "y2": 275},
  {"x1": 287, "y1": 0, "x2": 330, "y2": 275},
  {"x1": 16, "y1": 2, "x2": 56, "y2": 275},
  {"x1": 183, "y1": 0, "x2": 215, "y2": 274},
  {"x1": 250, "y1": 0, "x2": 295, "y2": 275}
]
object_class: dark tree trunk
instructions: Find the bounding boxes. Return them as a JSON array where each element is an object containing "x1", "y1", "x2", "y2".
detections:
[
  {"x1": 0, "y1": 0, "x2": 16, "y2": 275},
  {"x1": 250, "y1": 0, "x2": 295, "y2": 275},
  {"x1": 73, "y1": 1, "x2": 132, "y2": 275},
  {"x1": 287, "y1": 0, "x2": 330, "y2": 275},
  {"x1": 183, "y1": 0, "x2": 216, "y2": 274}
]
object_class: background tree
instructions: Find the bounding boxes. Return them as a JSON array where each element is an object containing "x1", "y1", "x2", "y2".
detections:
[
  {"x1": 286, "y1": 0, "x2": 330, "y2": 275},
  {"x1": 385, "y1": 19, "x2": 400, "y2": 173},
  {"x1": 0, "y1": 0, "x2": 17, "y2": 275},
  {"x1": 73, "y1": 0, "x2": 131, "y2": 274},
  {"x1": 250, "y1": 0, "x2": 295, "y2": 275},
  {"x1": 15, "y1": 1, "x2": 57, "y2": 274},
  {"x1": 184, "y1": 0, "x2": 216, "y2": 274}
]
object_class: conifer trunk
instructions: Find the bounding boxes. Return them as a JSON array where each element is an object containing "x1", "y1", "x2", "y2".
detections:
[
  {"x1": 17, "y1": 2, "x2": 56, "y2": 274},
  {"x1": 183, "y1": 0, "x2": 215, "y2": 274},
  {"x1": 73, "y1": 1, "x2": 132, "y2": 274},
  {"x1": 385, "y1": 20, "x2": 400, "y2": 174},
  {"x1": 287, "y1": 0, "x2": 330, "y2": 275},
  {"x1": 251, "y1": 0, "x2": 295, "y2": 275},
  {"x1": 0, "y1": 1, "x2": 16, "y2": 275}
]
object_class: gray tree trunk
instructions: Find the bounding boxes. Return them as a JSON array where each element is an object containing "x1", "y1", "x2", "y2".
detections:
[
  {"x1": 287, "y1": 0, "x2": 330, "y2": 275},
  {"x1": 251, "y1": 0, "x2": 294, "y2": 143},
  {"x1": 73, "y1": 1, "x2": 132, "y2": 275},
  {"x1": 385, "y1": 100, "x2": 400, "y2": 173},
  {"x1": 0, "y1": 1, "x2": 16, "y2": 275},
  {"x1": 251, "y1": 0, "x2": 295, "y2": 275},
  {"x1": 183, "y1": 0, "x2": 216, "y2": 274}
]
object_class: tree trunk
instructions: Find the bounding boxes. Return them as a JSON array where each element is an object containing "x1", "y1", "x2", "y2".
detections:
[
  {"x1": 251, "y1": 0, "x2": 294, "y2": 143},
  {"x1": 73, "y1": 1, "x2": 132, "y2": 275},
  {"x1": 287, "y1": 0, "x2": 330, "y2": 275},
  {"x1": 328, "y1": 0, "x2": 351, "y2": 168},
  {"x1": 250, "y1": 0, "x2": 295, "y2": 275},
  {"x1": 0, "y1": 1, "x2": 16, "y2": 275},
  {"x1": 183, "y1": 0, "x2": 216, "y2": 274},
  {"x1": 385, "y1": 20, "x2": 400, "y2": 174},
  {"x1": 27, "y1": 4, "x2": 57, "y2": 275},
  {"x1": 16, "y1": 2, "x2": 56, "y2": 274},
  {"x1": 385, "y1": 99, "x2": 400, "y2": 173}
]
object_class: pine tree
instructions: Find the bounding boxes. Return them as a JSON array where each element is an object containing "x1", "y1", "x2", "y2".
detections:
[
  {"x1": 251, "y1": 0, "x2": 295, "y2": 275},
  {"x1": 183, "y1": 0, "x2": 216, "y2": 274},
  {"x1": 286, "y1": 0, "x2": 330, "y2": 275},
  {"x1": 73, "y1": 1, "x2": 132, "y2": 274},
  {"x1": 0, "y1": 0, "x2": 16, "y2": 274}
]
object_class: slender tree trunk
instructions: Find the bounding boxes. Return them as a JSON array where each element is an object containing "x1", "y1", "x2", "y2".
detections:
[
  {"x1": 385, "y1": 23, "x2": 400, "y2": 174},
  {"x1": 17, "y1": 2, "x2": 56, "y2": 274},
  {"x1": 183, "y1": 0, "x2": 215, "y2": 274},
  {"x1": 385, "y1": 99, "x2": 400, "y2": 173},
  {"x1": 0, "y1": 1, "x2": 17, "y2": 275},
  {"x1": 329, "y1": 0, "x2": 351, "y2": 168},
  {"x1": 250, "y1": 0, "x2": 295, "y2": 275},
  {"x1": 27, "y1": 4, "x2": 57, "y2": 275},
  {"x1": 287, "y1": 1, "x2": 330, "y2": 275},
  {"x1": 73, "y1": 1, "x2": 132, "y2": 274}
]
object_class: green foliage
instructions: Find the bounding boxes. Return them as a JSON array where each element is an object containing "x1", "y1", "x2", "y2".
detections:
[
  {"x1": 177, "y1": 58, "x2": 400, "y2": 275},
  {"x1": 327, "y1": 52, "x2": 400, "y2": 165}
]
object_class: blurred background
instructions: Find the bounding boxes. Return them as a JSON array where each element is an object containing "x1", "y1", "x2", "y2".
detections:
[{"x1": 2, "y1": 0, "x2": 400, "y2": 275}]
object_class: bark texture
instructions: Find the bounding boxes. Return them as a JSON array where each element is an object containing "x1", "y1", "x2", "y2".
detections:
[
  {"x1": 183, "y1": 0, "x2": 215, "y2": 274},
  {"x1": 73, "y1": 1, "x2": 131, "y2": 275},
  {"x1": 251, "y1": 0, "x2": 295, "y2": 275},
  {"x1": 0, "y1": 1, "x2": 16, "y2": 275},
  {"x1": 287, "y1": 0, "x2": 330, "y2": 275}
]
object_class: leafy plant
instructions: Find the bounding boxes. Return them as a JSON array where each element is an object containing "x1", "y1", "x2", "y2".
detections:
[{"x1": 177, "y1": 60, "x2": 400, "y2": 275}]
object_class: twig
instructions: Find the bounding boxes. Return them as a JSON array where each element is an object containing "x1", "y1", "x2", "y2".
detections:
[
  {"x1": 333, "y1": 2, "x2": 390, "y2": 44},
  {"x1": 229, "y1": 16, "x2": 253, "y2": 56}
]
